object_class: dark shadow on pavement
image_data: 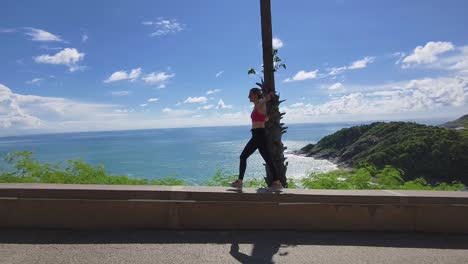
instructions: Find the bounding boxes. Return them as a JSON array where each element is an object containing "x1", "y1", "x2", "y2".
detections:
[
  {"x1": 225, "y1": 187, "x2": 282, "y2": 194},
  {"x1": 229, "y1": 241, "x2": 282, "y2": 264},
  {"x1": 226, "y1": 188, "x2": 244, "y2": 193}
]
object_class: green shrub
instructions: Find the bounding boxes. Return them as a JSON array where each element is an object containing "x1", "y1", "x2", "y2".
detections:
[
  {"x1": 202, "y1": 169, "x2": 238, "y2": 187},
  {"x1": 375, "y1": 165, "x2": 404, "y2": 188},
  {"x1": 300, "y1": 165, "x2": 465, "y2": 191},
  {"x1": 0, "y1": 151, "x2": 166, "y2": 185}
]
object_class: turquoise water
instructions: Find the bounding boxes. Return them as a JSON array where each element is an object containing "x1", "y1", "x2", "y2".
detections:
[{"x1": 0, "y1": 123, "x2": 357, "y2": 184}]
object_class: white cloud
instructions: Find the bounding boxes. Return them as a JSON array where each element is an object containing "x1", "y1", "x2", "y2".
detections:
[
  {"x1": 396, "y1": 43, "x2": 468, "y2": 75},
  {"x1": 142, "y1": 72, "x2": 175, "y2": 85},
  {"x1": 284, "y1": 70, "x2": 319, "y2": 82},
  {"x1": 24, "y1": 27, "x2": 64, "y2": 42},
  {"x1": 402, "y1": 41, "x2": 454, "y2": 67},
  {"x1": 404, "y1": 77, "x2": 466, "y2": 106},
  {"x1": 184, "y1": 96, "x2": 207, "y2": 104},
  {"x1": 348, "y1": 56, "x2": 375, "y2": 69},
  {"x1": 140, "y1": 104, "x2": 147, "y2": 107},
  {"x1": 366, "y1": 91, "x2": 402, "y2": 97},
  {"x1": 15, "y1": 96, "x2": 118, "y2": 118},
  {"x1": 393, "y1": 52, "x2": 406, "y2": 65},
  {"x1": 143, "y1": 18, "x2": 184, "y2": 37},
  {"x1": 328, "y1": 82, "x2": 347, "y2": 93},
  {"x1": 327, "y1": 56, "x2": 375, "y2": 76},
  {"x1": 200, "y1": 104, "x2": 215, "y2": 110},
  {"x1": 26, "y1": 78, "x2": 43, "y2": 85},
  {"x1": 4, "y1": 64, "x2": 466, "y2": 136},
  {"x1": 111, "y1": 91, "x2": 132, "y2": 97},
  {"x1": 449, "y1": 58, "x2": 468, "y2": 73},
  {"x1": 147, "y1": 98, "x2": 159, "y2": 102},
  {"x1": 290, "y1": 102, "x2": 304, "y2": 108},
  {"x1": 215, "y1": 71, "x2": 224, "y2": 78},
  {"x1": 430, "y1": 45, "x2": 468, "y2": 74},
  {"x1": 34, "y1": 48, "x2": 85, "y2": 72},
  {"x1": 328, "y1": 66, "x2": 347, "y2": 76},
  {"x1": 272, "y1": 37, "x2": 283, "y2": 49},
  {"x1": 2, "y1": 84, "x2": 254, "y2": 136},
  {"x1": 0, "y1": 83, "x2": 125, "y2": 134},
  {"x1": 81, "y1": 32, "x2": 88, "y2": 43},
  {"x1": 105, "y1": 72, "x2": 128, "y2": 83},
  {"x1": 129, "y1": 68, "x2": 141, "y2": 79},
  {"x1": 206, "y1": 89, "x2": 221, "y2": 95},
  {"x1": 280, "y1": 76, "x2": 467, "y2": 123},
  {"x1": 162, "y1": 109, "x2": 195, "y2": 117},
  {"x1": 104, "y1": 68, "x2": 141, "y2": 83},
  {"x1": 0, "y1": 84, "x2": 42, "y2": 128},
  {"x1": 217, "y1": 99, "x2": 232, "y2": 109},
  {"x1": 285, "y1": 57, "x2": 373, "y2": 82}
]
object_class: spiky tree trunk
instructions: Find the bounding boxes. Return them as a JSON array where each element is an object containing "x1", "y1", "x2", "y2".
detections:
[{"x1": 260, "y1": 0, "x2": 288, "y2": 187}]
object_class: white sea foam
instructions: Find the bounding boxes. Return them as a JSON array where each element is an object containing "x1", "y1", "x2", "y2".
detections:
[
  {"x1": 285, "y1": 153, "x2": 338, "y2": 179},
  {"x1": 242, "y1": 140, "x2": 338, "y2": 181}
]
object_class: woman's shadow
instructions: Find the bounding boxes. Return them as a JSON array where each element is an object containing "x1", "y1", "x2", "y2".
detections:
[{"x1": 229, "y1": 241, "x2": 287, "y2": 264}]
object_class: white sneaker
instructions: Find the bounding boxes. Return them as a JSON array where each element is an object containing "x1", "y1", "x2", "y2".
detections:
[
  {"x1": 230, "y1": 179, "x2": 243, "y2": 188},
  {"x1": 269, "y1": 181, "x2": 283, "y2": 191}
]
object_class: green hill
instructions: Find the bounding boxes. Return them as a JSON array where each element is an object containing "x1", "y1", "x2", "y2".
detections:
[
  {"x1": 439, "y1": 114, "x2": 468, "y2": 129},
  {"x1": 296, "y1": 121, "x2": 468, "y2": 184}
]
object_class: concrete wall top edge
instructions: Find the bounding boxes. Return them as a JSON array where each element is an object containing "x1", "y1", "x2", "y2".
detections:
[{"x1": 1, "y1": 183, "x2": 467, "y2": 205}]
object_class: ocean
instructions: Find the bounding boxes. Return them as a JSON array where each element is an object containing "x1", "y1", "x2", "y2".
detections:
[{"x1": 0, "y1": 123, "x2": 365, "y2": 184}]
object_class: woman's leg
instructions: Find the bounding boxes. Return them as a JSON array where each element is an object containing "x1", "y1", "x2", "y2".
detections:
[
  {"x1": 238, "y1": 137, "x2": 258, "y2": 180},
  {"x1": 257, "y1": 136, "x2": 280, "y2": 183}
]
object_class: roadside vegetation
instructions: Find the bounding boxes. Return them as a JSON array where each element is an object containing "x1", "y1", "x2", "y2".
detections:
[{"x1": 1, "y1": 151, "x2": 464, "y2": 191}]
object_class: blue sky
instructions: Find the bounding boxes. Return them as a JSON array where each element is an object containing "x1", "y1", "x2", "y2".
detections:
[{"x1": 1, "y1": 0, "x2": 468, "y2": 136}]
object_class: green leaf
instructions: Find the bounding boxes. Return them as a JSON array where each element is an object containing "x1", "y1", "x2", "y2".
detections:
[{"x1": 247, "y1": 68, "x2": 256, "y2": 75}]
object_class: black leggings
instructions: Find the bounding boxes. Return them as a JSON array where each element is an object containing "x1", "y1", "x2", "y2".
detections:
[{"x1": 239, "y1": 128, "x2": 279, "y2": 181}]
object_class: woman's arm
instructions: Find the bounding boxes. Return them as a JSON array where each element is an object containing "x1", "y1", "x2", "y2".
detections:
[
  {"x1": 258, "y1": 91, "x2": 274, "y2": 105},
  {"x1": 263, "y1": 91, "x2": 275, "y2": 102},
  {"x1": 257, "y1": 96, "x2": 269, "y2": 115}
]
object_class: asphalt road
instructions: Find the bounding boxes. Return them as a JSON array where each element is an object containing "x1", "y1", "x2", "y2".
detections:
[{"x1": 1, "y1": 230, "x2": 468, "y2": 264}]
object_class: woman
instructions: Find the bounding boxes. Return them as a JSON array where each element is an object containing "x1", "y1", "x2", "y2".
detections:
[{"x1": 230, "y1": 88, "x2": 283, "y2": 190}]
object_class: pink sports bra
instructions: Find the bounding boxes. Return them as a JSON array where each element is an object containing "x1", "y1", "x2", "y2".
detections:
[{"x1": 251, "y1": 108, "x2": 267, "y2": 122}]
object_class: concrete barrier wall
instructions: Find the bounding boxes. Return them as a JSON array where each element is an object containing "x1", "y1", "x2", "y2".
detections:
[{"x1": 1, "y1": 184, "x2": 468, "y2": 232}]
